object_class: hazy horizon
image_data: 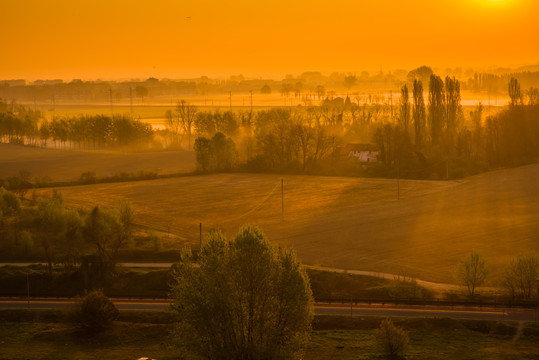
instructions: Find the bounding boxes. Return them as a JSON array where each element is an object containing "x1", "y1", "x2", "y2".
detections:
[{"x1": 1, "y1": 0, "x2": 538, "y2": 81}]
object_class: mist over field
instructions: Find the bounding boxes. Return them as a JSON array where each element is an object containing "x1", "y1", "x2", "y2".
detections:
[{"x1": 1, "y1": 1, "x2": 539, "y2": 359}]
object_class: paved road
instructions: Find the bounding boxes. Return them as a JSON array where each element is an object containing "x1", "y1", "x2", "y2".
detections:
[
  {"x1": 1, "y1": 298, "x2": 536, "y2": 322},
  {"x1": 0, "y1": 263, "x2": 459, "y2": 291}
]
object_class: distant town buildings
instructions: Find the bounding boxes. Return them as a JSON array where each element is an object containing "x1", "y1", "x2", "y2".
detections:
[{"x1": 335, "y1": 143, "x2": 380, "y2": 163}]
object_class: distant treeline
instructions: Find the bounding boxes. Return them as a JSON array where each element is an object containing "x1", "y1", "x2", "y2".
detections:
[
  {"x1": 2, "y1": 66, "x2": 539, "y2": 103},
  {"x1": 2, "y1": 75, "x2": 539, "y2": 180},
  {"x1": 467, "y1": 71, "x2": 539, "y2": 95},
  {"x1": 370, "y1": 76, "x2": 539, "y2": 178},
  {"x1": 0, "y1": 99, "x2": 153, "y2": 149},
  {"x1": 190, "y1": 76, "x2": 539, "y2": 178},
  {"x1": 0, "y1": 189, "x2": 140, "y2": 283}
]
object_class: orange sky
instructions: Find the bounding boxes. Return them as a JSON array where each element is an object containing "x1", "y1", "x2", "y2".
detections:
[{"x1": 1, "y1": 0, "x2": 538, "y2": 80}]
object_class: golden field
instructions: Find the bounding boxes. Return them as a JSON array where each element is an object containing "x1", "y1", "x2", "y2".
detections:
[
  {"x1": 34, "y1": 162, "x2": 539, "y2": 284},
  {"x1": 0, "y1": 144, "x2": 195, "y2": 182}
]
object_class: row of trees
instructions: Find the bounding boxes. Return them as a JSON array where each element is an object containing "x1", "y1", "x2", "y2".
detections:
[
  {"x1": 192, "y1": 107, "x2": 337, "y2": 173},
  {"x1": 194, "y1": 132, "x2": 238, "y2": 172},
  {"x1": 373, "y1": 77, "x2": 539, "y2": 178},
  {"x1": 0, "y1": 98, "x2": 154, "y2": 149},
  {"x1": 457, "y1": 250, "x2": 539, "y2": 302},
  {"x1": 0, "y1": 189, "x2": 135, "y2": 279},
  {"x1": 40, "y1": 115, "x2": 154, "y2": 149}
]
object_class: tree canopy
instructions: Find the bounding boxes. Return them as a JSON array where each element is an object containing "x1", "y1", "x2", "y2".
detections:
[{"x1": 170, "y1": 225, "x2": 314, "y2": 360}]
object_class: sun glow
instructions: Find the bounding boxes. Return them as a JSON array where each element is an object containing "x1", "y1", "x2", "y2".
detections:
[{"x1": 0, "y1": 0, "x2": 538, "y2": 80}]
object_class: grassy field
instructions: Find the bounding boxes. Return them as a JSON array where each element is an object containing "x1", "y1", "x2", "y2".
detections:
[
  {"x1": 0, "y1": 144, "x2": 195, "y2": 182},
  {"x1": 0, "y1": 312, "x2": 538, "y2": 360},
  {"x1": 35, "y1": 163, "x2": 539, "y2": 284}
]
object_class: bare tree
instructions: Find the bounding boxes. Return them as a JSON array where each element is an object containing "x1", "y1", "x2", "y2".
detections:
[
  {"x1": 457, "y1": 250, "x2": 488, "y2": 299},
  {"x1": 175, "y1": 100, "x2": 198, "y2": 149},
  {"x1": 503, "y1": 252, "x2": 539, "y2": 301}
]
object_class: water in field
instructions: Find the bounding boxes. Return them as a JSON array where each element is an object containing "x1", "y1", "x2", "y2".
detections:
[{"x1": 22, "y1": 92, "x2": 509, "y2": 130}]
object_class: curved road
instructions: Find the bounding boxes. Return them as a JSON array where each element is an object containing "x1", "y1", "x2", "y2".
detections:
[{"x1": 0, "y1": 262, "x2": 460, "y2": 291}]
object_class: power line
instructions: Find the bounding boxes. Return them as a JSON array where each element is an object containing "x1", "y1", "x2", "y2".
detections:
[{"x1": 227, "y1": 181, "x2": 281, "y2": 223}]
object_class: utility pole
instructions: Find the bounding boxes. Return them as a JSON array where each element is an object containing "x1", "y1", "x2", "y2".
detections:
[
  {"x1": 26, "y1": 272, "x2": 30, "y2": 309},
  {"x1": 129, "y1": 87, "x2": 133, "y2": 113},
  {"x1": 199, "y1": 222, "x2": 202, "y2": 248},
  {"x1": 109, "y1": 88, "x2": 113, "y2": 116},
  {"x1": 397, "y1": 166, "x2": 400, "y2": 200},
  {"x1": 536, "y1": 277, "x2": 539, "y2": 322},
  {"x1": 281, "y1": 179, "x2": 284, "y2": 221},
  {"x1": 390, "y1": 90, "x2": 393, "y2": 121}
]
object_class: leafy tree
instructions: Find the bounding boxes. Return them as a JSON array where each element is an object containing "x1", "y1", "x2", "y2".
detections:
[
  {"x1": 39, "y1": 119, "x2": 50, "y2": 147},
  {"x1": 170, "y1": 226, "x2": 313, "y2": 360},
  {"x1": 503, "y1": 252, "x2": 539, "y2": 301},
  {"x1": 260, "y1": 84, "x2": 272, "y2": 94},
  {"x1": 134, "y1": 86, "x2": 148, "y2": 102},
  {"x1": 5, "y1": 173, "x2": 33, "y2": 199},
  {"x1": 344, "y1": 74, "x2": 358, "y2": 90},
  {"x1": 194, "y1": 112, "x2": 216, "y2": 137},
  {"x1": 215, "y1": 110, "x2": 238, "y2": 136},
  {"x1": 407, "y1": 65, "x2": 433, "y2": 85},
  {"x1": 193, "y1": 132, "x2": 237, "y2": 172},
  {"x1": 210, "y1": 132, "x2": 238, "y2": 171},
  {"x1": 412, "y1": 80, "x2": 426, "y2": 148},
  {"x1": 456, "y1": 250, "x2": 488, "y2": 299},
  {"x1": 59, "y1": 208, "x2": 84, "y2": 269},
  {"x1": 194, "y1": 136, "x2": 211, "y2": 171},
  {"x1": 280, "y1": 83, "x2": 294, "y2": 99},
  {"x1": 508, "y1": 78, "x2": 521, "y2": 107},
  {"x1": 526, "y1": 87, "x2": 539, "y2": 106},
  {"x1": 36, "y1": 192, "x2": 66, "y2": 277},
  {"x1": 444, "y1": 76, "x2": 462, "y2": 146},
  {"x1": 428, "y1": 74, "x2": 445, "y2": 145},
  {"x1": 399, "y1": 84, "x2": 411, "y2": 132},
  {"x1": 294, "y1": 81, "x2": 303, "y2": 98},
  {"x1": 83, "y1": 206, "x2": 123, "y2": 273},
  {"x1": 373, "y1": 319, "x2": 409, "y2": 358},
  {"x1": 0, "y1": 187, "x2": 21, "y2": 216},
  {"x1": 72, "y1": 290, "x2": 119, "y2": 332},
  {"x1": 117, "y1": 199, "x2": 135, "y2": 251},
  {"x1": 315, "y1": 85, "x2": 326, "y2": 100},
  {"x1": 80, "y1": 171, "x2": 97, "y2": 184}
]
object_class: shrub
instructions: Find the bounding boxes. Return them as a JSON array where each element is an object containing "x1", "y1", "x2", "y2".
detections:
[
  {"x1": 150, "y1": 233, "x2": 161, "y2": 251},
  {"x1": 373, "y1": 319, "x2": 409, "y2": 358},
  {"x1": 503, "y1": 252, "x2": 539, "y2": 301},
  {"x1": 0, "y1": 187, "x2": 21, "y2": 216},
  {"x1": 17, "y1": 230, "x2": 33, "y2": 255},
  {"x1": 80, "y1": 171, "x2": 97, "y2": 184},
  {"x1": 72, "y1": 290, "x2": 119, "y2": 332}
]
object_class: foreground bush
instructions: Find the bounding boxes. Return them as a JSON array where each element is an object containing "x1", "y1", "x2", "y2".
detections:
[
  {"x1": 72, "y1": 290, "x2": 119, "y2": 332},
  {"x1": 373, "y1": 319, "x2": 409, "y2": 358},
  {"x1": 170, "y1": 226, "x2": 314, "y2": 360}
]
